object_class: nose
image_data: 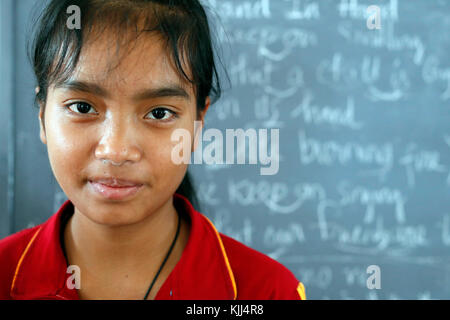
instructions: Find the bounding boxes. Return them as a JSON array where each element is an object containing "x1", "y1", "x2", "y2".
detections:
[{"x1": 95, "y1": 117, "x2": 142, "y2": 165}]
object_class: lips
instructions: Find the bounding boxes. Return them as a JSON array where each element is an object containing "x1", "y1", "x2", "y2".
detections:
[
  {"x1": 89, "y1": 177, "x2": 143, "y2": 187},
  {"x1": 88, "y1": 177, "x2": 143, "y2": 200}
]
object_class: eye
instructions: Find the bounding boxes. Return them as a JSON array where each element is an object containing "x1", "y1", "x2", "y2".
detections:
[
  {"x1": 146, "y1": 107, "x2": 177, "y2": 121},
  {"x1": 66, "y1": 102, "x2": 97, "y2": 115}
]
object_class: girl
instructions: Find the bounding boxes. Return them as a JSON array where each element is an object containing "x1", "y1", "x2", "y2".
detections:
[{"x1": 0, "y1": 0, "x2": 306, "y2": 300}]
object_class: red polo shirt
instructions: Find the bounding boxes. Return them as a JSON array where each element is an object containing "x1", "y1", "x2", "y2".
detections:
[{"x1": 0, "y1": 193, "x2": 306, "y2": 300}]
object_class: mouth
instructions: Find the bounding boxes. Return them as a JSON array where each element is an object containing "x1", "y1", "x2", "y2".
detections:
[{"x1": 88, "y1": 179, "x2": 143, "y2": 201}]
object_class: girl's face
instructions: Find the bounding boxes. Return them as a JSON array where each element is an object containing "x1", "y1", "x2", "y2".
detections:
[{"x1": 39, "y1": 32, "x2": 206, "y2": 226}]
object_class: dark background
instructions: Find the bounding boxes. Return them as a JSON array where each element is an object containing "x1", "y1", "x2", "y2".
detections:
[{"x1": 1, "y1": 0, "x2": 449, "y2": 299}]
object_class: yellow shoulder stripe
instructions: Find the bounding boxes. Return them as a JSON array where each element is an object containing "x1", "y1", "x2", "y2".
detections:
[
  {"x1": 297, "y1": 282, "x2": 306, "y2": 300},
  {"x1": 203, "y1": 216, "x2": 238, "y2": 300},
  {"x1": 10, "y1": 227, "x2": 42, "y2": 295}
]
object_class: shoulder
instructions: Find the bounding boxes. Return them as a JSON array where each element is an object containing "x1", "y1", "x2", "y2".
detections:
[
  {"x1": 0, "y1": 225, "x2": 42, "y2": 258},
  {"x1": 0, "y1": 226, "x2": 42, "y2": 300},
  {"x1": 219, "y1": 233, "x2": 305, "y2": 300}
]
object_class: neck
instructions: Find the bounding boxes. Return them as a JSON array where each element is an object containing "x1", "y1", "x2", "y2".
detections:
[{"x1": 64, "y1": 196, "x2": 183, "y2": 282}]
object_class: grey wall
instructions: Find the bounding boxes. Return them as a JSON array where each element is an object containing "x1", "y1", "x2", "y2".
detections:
[
  {"x1": 1, "y1": 0, "x2": 15, "y2": 239},
  {"x1": 1, "y1": 0, "x2": 449, "y2": 300},
  {"x1": 1, "y1": 0, "x2": 58, "y2": 239}
]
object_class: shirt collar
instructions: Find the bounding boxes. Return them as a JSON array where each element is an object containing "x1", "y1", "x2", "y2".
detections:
[{"x1": 10, "y1": 193, "x2": 237, "y2": 300}]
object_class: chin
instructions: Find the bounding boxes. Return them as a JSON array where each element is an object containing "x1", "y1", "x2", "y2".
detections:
[{"x1": 80, "y1": 203, "x2": 145, "y2": 227}]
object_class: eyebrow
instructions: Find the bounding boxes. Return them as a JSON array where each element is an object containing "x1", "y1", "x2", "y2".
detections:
[{"x1": 54, "y1": 80, "x2": 191, "y2": 101}]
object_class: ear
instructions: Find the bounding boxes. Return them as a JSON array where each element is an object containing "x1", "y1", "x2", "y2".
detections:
[
  {"x1": 200, "y1": 96, "x2": 211, "y2": 122},
  {"x1": 38, "y1": 107, "x2": 47, "y2": 145},
  {"x1": 36, "y1": 86, "x2": 47, "y2": 144},
  {"x1": 192, "y1": 97, "x2": 210, "y2": 152}
]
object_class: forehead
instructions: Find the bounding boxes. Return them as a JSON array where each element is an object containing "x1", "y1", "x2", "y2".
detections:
[{"x1": 58, "y1": 31, "x2": 193, "y2": 97}]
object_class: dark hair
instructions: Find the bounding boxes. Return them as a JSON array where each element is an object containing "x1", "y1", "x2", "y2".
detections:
[{"x1": 27, "y1": 0, "x2": 223, "y2": 212}]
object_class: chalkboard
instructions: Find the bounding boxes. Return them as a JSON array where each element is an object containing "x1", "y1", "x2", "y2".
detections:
[
  {"x1": 188, "y1": 0, "x2": 450, "y2": 299},
  {"x1": 2, "y1": 0, "x2": 449, "y2": 300}
]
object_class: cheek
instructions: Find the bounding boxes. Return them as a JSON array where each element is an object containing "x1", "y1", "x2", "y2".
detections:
[
  {"x1": 147, "y1": 127, "x2": 192, "y2": 187},
  {"x1": 45, "y1": 119, "x2": 90, "y2": 184},
  {"x1": 151, "y1": 135, "x2": 186, "y2": 173}
]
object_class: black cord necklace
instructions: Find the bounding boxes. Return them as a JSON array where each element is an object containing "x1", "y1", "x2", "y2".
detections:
[{"x1": 143, "y1": 210, "x2": 181, "y2": 300}]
